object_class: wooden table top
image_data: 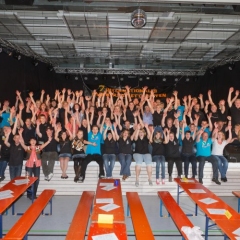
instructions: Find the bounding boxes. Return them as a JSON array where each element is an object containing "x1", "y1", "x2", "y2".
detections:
[
  {"x1": 91, "y1": 179, "x2": 125, "y2": 223},
  {"x1": 174, "y1": 178, "x2": 240, "y2": 220},
  {"x1": 0, "y1": 176, "x2": 38, "y2": 214},
  {"x1": 87, "y1": 223, "x2": 127, "y2": 240}
]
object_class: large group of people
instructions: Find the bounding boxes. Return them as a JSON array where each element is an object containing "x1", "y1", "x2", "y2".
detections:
[{"x1": 0, "y1": 86, "x2": 240, "y2": 198}]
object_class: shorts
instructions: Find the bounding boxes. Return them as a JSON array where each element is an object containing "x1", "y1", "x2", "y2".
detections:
[
  {"x1": 58, "y1": 153, "x2": 72, "y2": 159},
  {"x1": 133, "y1": 153, "x2": 152, "y2": 166}
]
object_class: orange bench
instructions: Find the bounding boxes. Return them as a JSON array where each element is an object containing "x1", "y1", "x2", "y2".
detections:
[
  {"x1": 4, "y1": 189, "x2": 56, "y2": 240},
  {"x1": 232, "y1": 191, "x2": 240, "y2": 213},
  {"x1": 66, "y1": 191, "x2": 94, "y2": 240},
  {"x1": 126, "y1": 192, "x2": 154, "y2": 240},
  {"x1": 158, "y1": 191, "x2": 195, "y2": 240}
]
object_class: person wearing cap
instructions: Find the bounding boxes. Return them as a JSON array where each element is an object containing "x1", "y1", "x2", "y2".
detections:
[{"x1": 41, "y1": 126, "x2": 58, "y2": 181}]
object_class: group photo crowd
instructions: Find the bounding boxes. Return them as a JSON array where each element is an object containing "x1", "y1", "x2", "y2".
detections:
[{"x1": 0, "y1": 85, "x2": 240, "y2": 199}]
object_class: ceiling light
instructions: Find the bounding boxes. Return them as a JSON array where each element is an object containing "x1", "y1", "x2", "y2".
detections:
[
  {"x1": 228, "y1": 62, "x2": 235, "y2": 71},
  {"x1": 32, "y1": 59, "x2": 38, "y2": 66},
  {"x1": 112, "y1": 76, "x2": 115, "y2": 79},
  {"x1": 131, "y1": 9, "x2": 147, "y2": 29},
  {"x1": 175, "y1": 78, "x2": 178, "y2": 82},
  {"x1": 74, "y1": 76, "x2": 79, "y2": 80},
  {"x1": 186, "y1": 77, "x2": 190, "y2": 82},
  {"x1": 146, "y1": 77, "x2": 150, "y2": 80},
  {"x1": 139, "y1": 77, "x2": 143, "y2": 81},
  {"x1": 95, "y1": 76, "x2": 98, "y2": 80},
  {"x1": 84, "y1": 76, "x2": 88, "y2": 80},
  {"x1": 120, "y1": 77, "x2": 124, "y2": 81},
  {"x1": 162, "y1": 77, "x2": 166, "y2": 81},
  {"x1": 13, "y1": 52, "x2": 21, "y2": 60}
]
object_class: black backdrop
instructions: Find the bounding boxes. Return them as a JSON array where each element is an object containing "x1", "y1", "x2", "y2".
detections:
[{"x1": 1, "y1": 53, "x2": 240, "y2": 104}]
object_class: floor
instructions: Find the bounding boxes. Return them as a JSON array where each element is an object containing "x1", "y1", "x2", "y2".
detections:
[{"x1": 2, "y1": 194, "x2": 237, "y2": 240}]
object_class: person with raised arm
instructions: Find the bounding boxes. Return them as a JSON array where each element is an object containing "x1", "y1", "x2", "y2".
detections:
[
  {"x1": 181, "y1": 120, "x2": 197, "y2": 179},
  {"x1": 18, "y1": 128, "x2": 51, "y2": 199},
  {"x1": 102, "y1": 122, "x2": 117, "y2": 178},
  {"x1": 78, "y1": 109, "x2": 105, "y2": 182},
  {"x1": 133, "y1": 123, "x2": 153, "y2": 187},
  {"x1": 195, "y1": 128, "x2": 220, "y2": 185},
  {"x1": 150, "y1": 130, "x2": 166, "y2": 185},
  {"x1": 228, "y1": 87, "x2": 240, "y2": 126},
  {"x1": 211, "y1": 117, "x2": 232, "y2": 182},
  {"x1": 114, "y1": 122, "x2": 134, "y2": 181},
  {"x1": 164, "y1": 120, "x2": 182, "y2": 182}
]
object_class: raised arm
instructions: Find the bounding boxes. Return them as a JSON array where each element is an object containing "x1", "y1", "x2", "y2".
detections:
[
  {"x1": 85, "y1": 109, "x2": 91, "y2": 133},
  {"x1": 134, "y1": 124, "x2": 141, "y2": 141},
  {"x1": 198, "y1": 94, "x2": 204, "y2": 109},
  {"x1": 228, "y1": 87, "x2": 239, "y2": 107}
]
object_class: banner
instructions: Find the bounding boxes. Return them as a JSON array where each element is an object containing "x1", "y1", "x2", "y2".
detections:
[{"x1": 97, "y1": 85, "x2": 166, "y2": 98}]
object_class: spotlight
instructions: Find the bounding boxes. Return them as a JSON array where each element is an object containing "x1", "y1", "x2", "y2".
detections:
[
  {"x1": 84, "y1": 76, "x2": 88, "y2": 80},
  {"x1": 209, "y1": 68, "x2": 215, "y2": 75},
  {"x1": 131, "y1": 9, "x2": 147, "y2": 29},
  {"x1": 228, "y1": 62, "x2": 235, "y2": 71},
  {"x1": 95, "y1": 76, "x2": 98, "y2": 80},
  {"x1": 146, "y1": 77, "x2": 150, "y2": 80},
  {"x1": 175, "y1": 78, "x2": 179, "y2": 82},
  {"x1": 13, "y1": 52, "x2": 21, "y2": 60},
  {"x1": 6, "y1": 49, "x2": 12, "y2": 56},
  {"x1": 112, "y1": 76, "x2": 115, "y2": 79},
  {"x1": 162, "y1": 77, "x2": 166, "y2": 82},
  {"x1": 74, "y1": 75, "x2": 79, "y2": 80},
  {"x1": 139, "y1": 77, "x2": 143, "y2": 81},
  {"x1": 32, "y1": 59, "x2": 38, "y2": 66},
  {"x1": 48, "y1": 65, "x2": 54, "y2": 72},
  {"x1": 186, "y1": 77, "x2": 190, "y2": 82}
]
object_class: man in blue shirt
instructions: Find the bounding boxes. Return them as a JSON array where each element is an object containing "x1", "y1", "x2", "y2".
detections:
[
  {"x1": 196, "y1": 129, "x2": 220, "y2": 185},
  {"x1": 79, "y1": 110, "x2": 105, "y2": 182}
]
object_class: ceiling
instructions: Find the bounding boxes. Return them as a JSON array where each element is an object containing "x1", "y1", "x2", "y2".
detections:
[{"x1": 0, "y1": 0, "x2": 240, "y2": 76}]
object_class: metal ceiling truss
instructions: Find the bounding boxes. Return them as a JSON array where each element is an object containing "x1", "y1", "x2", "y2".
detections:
[
  {"x1": 55, "y1": 67, "x2": 204, "y2": 76},
  {"x1": 0, "y1": 38, "x2": 55, "y2": 66}
]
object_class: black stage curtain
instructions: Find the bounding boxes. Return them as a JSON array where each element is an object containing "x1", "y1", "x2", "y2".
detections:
[{"x1": 0, "y1": 53, "x2": 240, "y2": 104}]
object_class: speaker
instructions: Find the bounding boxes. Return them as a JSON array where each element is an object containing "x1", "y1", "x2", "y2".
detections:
[
  {"x1": 233, "y1": 5, "x2": 240, "y2": 12},
  {"x1": 5, "y1": 0, "x2": 34, "y2": 5}
]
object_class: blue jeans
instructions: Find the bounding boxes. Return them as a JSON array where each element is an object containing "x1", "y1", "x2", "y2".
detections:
[
  {"x1": 197, "y1": 155, "x2": 219, "y2": 180},
  {"x1": 181, "y1": 153, "x2": 197, "y2": 177},
  {"x1": 213, "y1": 155, "x2": 228, "y2": 178},
  {"x1": 118, "y1": 153, "x2": 132, "y2": 176},
  {"x1": 152, "y1": 155, "x2": 165, "y2": 179},
  {"x1": 9, "y1": 165, "x2": 22, "y2": 180},
  {"x1": 103, "y1": 154, "x2": 116, "y2": 177},
  {"x1": 0, "y1": 160, "x2": 8, "y2": 179},
  {"x1": 26, "y1": 165, "x2": 40, "y2": 197}
]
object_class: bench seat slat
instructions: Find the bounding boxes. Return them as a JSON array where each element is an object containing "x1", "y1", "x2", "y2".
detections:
[
  {"x1": 126, "y1": 192, "x2": 154, "y2": 240},
  {"x1": 4, "y1": 189, "x2": 56, "y2": 240},
  {"x1": 66, "y1": 191, "x2": 94, "y2": 240},
  {"x1": 158, "y1": 191, "x2": 194, "y2": 240}
]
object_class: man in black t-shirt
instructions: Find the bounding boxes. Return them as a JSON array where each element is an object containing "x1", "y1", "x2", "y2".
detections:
[
  {"x1": 41, "y1": 127, "x2": 57, "y2": 181},
  {"x1": 4, "y1": 132, "x2": 24, "y2": 180}
]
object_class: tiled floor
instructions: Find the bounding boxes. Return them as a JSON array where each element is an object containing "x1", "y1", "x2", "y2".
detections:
[{"x1": 2, "y1": 194, "x2": 238, "y2": 239}]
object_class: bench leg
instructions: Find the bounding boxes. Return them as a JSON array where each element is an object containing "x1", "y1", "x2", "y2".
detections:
[
  {"x1": 12, "y1": 203, "x2": 15, "y2": 215},
  {"x1": 238, "y1": 198, "x2": 240, "y2": 213},
  {"x1": 177, "y1": 185, "x2": 180, "y2": 204},
  {"x1": 195, "y1": 203, "x2": 198, "y2": 216},
  {"x1": 160, "y1": 200, "x2": 163, "y2": 217},
  {"x1": 42, "y1": 197, "x2": 53, "y2": 216},
  {"x1": 205, "y1": 215, "x2": 209, "y2": 240},
  {"x1": 23, "y1": 234, "x2": 28, "y2": 240},
  {"x1": 0, "y1": 214, "x2": 2, "y2": 238},
  {"x1": 126, "y1": 204, "x2": 130, "y2": 217}
]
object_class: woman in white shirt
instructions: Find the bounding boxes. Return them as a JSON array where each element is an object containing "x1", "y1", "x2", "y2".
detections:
[{"x1": 212, "y1": 123, "x2": 232, "y2": 182}]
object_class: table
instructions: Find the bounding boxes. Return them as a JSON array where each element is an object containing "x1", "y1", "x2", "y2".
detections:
[
  {"x1": 88, "y1": 179, "x2": 127, "y2": 239},
  {"x1": 0, "y1": 176, "x2": 37, "y2": 238},
  {"x1": 175, "y1": 178, "x2": 240, "y2": 239}
]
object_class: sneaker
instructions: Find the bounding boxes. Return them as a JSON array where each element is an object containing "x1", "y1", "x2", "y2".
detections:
[
  {"x1": 212, "y1": 178, "x2": 221, "y2": 185},
  {"x1": 199, "y1": 178, "x2": 203, "y2": 184},
  {"x1": 162, "y1": 179, "x2": 165, "y2": 184},
  {"x1": 156, "y1": 179, "x2": 160, "y2": 185},
  {"x1": 99, "y1": 175, "x2": 105, "y2": 179},
  {"x1": 135, "y1": 180, "x2": 139, "y2": 187},
  {"x1": 44, "y1": 175, "x2": 48, "y2": 181},
  {"x1": 169, "y1": 176, "x2": 172, "y2": 182},
  {"x1": 48, "y1": 173, "x2": 54, "y2": 181},
  {"x1": 0, "y1": 176, "x2": 5, "y2": 182},
  {"x1": 221, "y1": 177, "x2": 227, "y2": 182},
  {"x1": 78, "y1": 176, "x2": 84, "y2": 183},
  {"x1": 148, "y1": 180, "x2": 153, "y2": 186}
]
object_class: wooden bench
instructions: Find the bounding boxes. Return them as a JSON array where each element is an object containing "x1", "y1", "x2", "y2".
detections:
[
  {"x1": 158, "y1": 191, "x2": 194, "y2": 240},
  {"x1": 126, "y1": 192, "x2": 154, "y2": 240},
  {"x1": 4, "y1": 189, "x2": 56, "y2": 240},
  {"x1": 66, "y1": 191, "x2": 94, "y2": 240},
  {"x1": 232, "y1": 191, "x2": 240, "y2": 213}
]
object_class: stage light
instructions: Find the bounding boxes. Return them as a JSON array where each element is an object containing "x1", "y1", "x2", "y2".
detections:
[
  {"x1": 228, "y1": 62, "x2": 235, "y2": 71},
  {"x1": 95, "y1": 76, "x2": 98, "y2": 80},
  {"x1": 145, "y1": 77, "x2": 149, "y2": 80},
  {"x1": 162, "y1": 77, "x2": 166, "y2": 82},
  {"x1": 139, "y1": 77, "x2": 143, "y2": 81},
  {"x1": 32, "y1": 59, "x2": 38, "y2": 66},
  {"x1": 120, "y1": 77, "x2": 124, "y2": 81},
  {"x1": 175, "y1": 78, "x2": 179, "y2": 82},
  {"x1": 74, "y1": 75, "x2": 79, "y2": 80},
  {"x1": 13, "y1": 52, "x2": 21, "y2": 60},
  {"x1": 186, "y1": 77, "x2": 190, "y2": 82},
  {"x1": 48, "y1": 65, "x2": 54, "y2": 72},
  {"x1": 112, "y1": 76, "x2": 115, "y2": 79},
  {"x1": 131, "y1": 9, "x2": 147, "y2": 29},
  {"x1": 84, "y1": 76, "x2": 88, "y2": 80}
]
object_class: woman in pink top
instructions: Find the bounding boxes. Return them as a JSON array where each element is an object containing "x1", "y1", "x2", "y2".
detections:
[{"x1": 19, "y1": 128, "x2": 51, "y2": 199}]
